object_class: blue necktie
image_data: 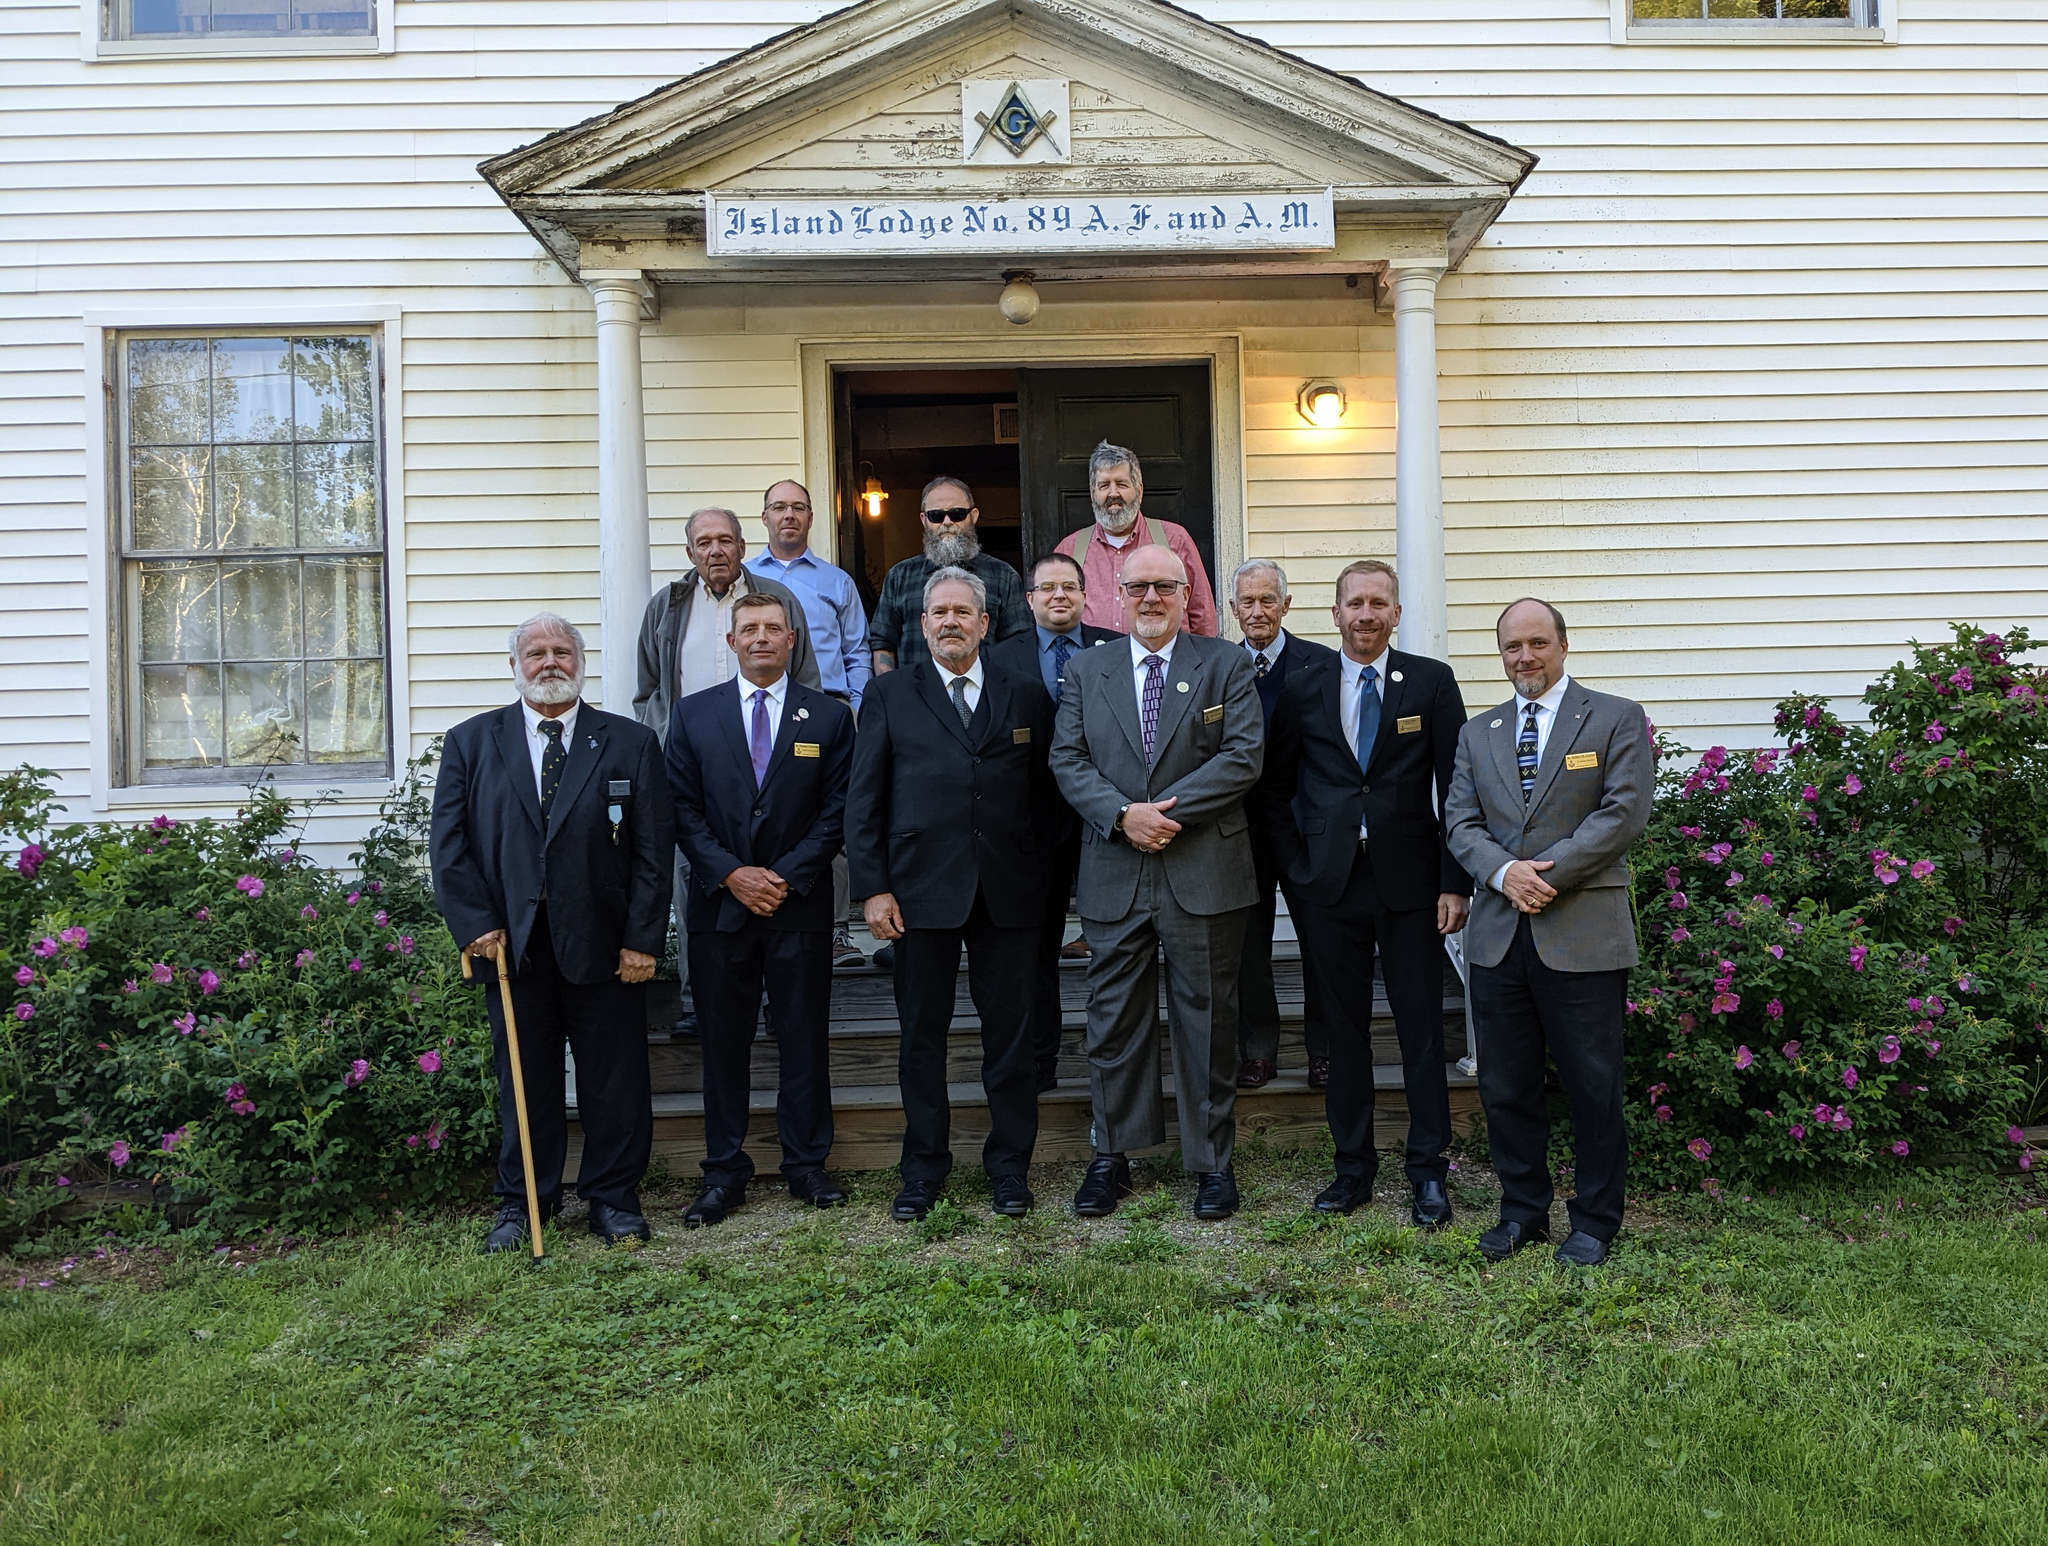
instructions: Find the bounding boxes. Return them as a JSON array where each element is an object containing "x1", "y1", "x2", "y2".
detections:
[
  {"x1": 1518, "y1": 701, "x2": 1541, "y2": 804},
  {"x1": 1049, "y1": 633, "x2": 1075, "y2": 703},
  {"x1": 1354, "y1": 666, "x2": 1379, "y2": 773}
]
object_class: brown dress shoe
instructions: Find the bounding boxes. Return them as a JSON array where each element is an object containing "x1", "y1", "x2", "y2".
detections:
[
  {"x1": 1306, "y1": 1055, "x2": 1331, "y2": 1090},
  {"x1": 1235, "y1": 1057, "x2": 1277, "y2": 1089},
  {"x1": 1059, "y1": 936, "x2": 1092, "y2": 960}
]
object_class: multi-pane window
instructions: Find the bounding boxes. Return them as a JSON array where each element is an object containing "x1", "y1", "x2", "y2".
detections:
[
  {"x1": 1631, "y1": 1, "x2": 1872, "y2": 20},
  {"x1": 109, "y1": 1, "x2": 374, "y2": 40},
  {"x1": 120, "y1": 333, "x2": 390, "y2": 783}
]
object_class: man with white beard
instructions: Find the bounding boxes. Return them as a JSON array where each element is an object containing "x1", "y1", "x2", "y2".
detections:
[
  {"x1": 867, "y1": 475, "x2": 1032, "y2": 676},
  {"x1": 1053, "y1": 441, "x2": 1219, "y2": 638},
  {"x1": 430, "y1": 613, "x2": 673, "y2": 1254}
]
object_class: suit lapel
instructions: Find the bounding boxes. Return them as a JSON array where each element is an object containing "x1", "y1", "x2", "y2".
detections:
[
  {"x1": 1105, "y1": 644, "x2": 1148, "y2": 762},
  {"x1": 1364, "y1": 652, "x2": 1409, "y2": 773},
  {"x1": 491, "y1": 704, "x2": 544, "y2": 834},
  {"x1": 970, "y1": 665, "x2": 1008, "y2": 751},
  {"x1": 1491, "y1": 696, "x2": 1526, "y2": 797},
  {"x1": 1527, "y1": 683, "x2": 1595, "y2": 813},
  {"x1": 914, "y1": 662, "x2": 975, "y2": 750},
  {"x1": 755, "y1": 684, "x2": 812, "y2": 797},
  {"x1": 716, "y1": 682, "x2": 757, "y2": 789},
  {"x1": 543, "y1": 705, "x2": 604, "y2": 845}
]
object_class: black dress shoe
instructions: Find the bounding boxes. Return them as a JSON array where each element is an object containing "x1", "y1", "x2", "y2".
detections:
[
  {"x1": 1194, "y1": 1168, "x2": 1240, "y2": 1221},
  {"x1": 1073, "y1": 1153, "x2": 1133, "y2": 1217},
  {"x1": 480, "y1": 1201, "x2": 533, "y2": 1255},
  {"x1": 990, "y1": 1174, "x2": 1035, "y2": 1217},
  {"x1": 1235, "y1": 1057, "x2": 1277, "y2": 1089},
  {"x1": 587, "y1": 1201, "x2": 651, "y2": 1244},
  {"x1": 871, "y1": 943, "x2": 896, "y2": 972},
  {"x1": 1477, "y1": 1218, "x2": 1550, "y2": 1261},
  {"x1": 1410, "y1": 1179, "x2": 1452, "y2": 1232},
  {"x1": 892, "y1": 1177, "x2": 942, "y2": 1222},
  {"x1": 1554, "y1": 1230, "x2": 1610, "y2": 1267},
  {"x1": 788, "y1": 1170, "x2": 848, "y2": 1208},
  {"x1": 684, "y1": 1184, "x2": 745, "y2": 1228},
  {"x1": 670, "y1": 1009, "x2": 698, "y2": 1036},
  {"x1": 1313, "y1": 1174, "x2": 1371, "y2": 1215},
  {"x1": 1306, "y1": 1055, "x2": 1331, "y2": 1090}
]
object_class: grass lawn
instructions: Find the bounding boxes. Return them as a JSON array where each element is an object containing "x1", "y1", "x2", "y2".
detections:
[{"x1": 4, "y1": 1147, "x2": 2046, "y2": 1546}]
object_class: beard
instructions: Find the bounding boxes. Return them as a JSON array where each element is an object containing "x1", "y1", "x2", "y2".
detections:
[
  {"x1": 520, "y1": 666, "x2": 583, "y2": 706},
  {"x1": 1092, "y1": 497, "x2": 1139, "y2": 536},
  {"x1": 923, "y1": 526, "x2": 981, "y2": 567}
]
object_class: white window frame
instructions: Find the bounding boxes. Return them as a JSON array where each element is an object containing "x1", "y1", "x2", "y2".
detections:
[
  {"x1": 82, "y1": 306, "x2": 411, "y2": 813},
  {"x1": 1613, "y1": 0, "x2": 1895, "y2": 45},
  {"x1": 81, "y1": 0, "x2": 393, "y2": 63}
]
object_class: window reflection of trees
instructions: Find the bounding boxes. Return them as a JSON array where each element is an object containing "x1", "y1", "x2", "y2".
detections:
[{"x1": 126, "y1": 335, "x2": 385, "y2": 777}]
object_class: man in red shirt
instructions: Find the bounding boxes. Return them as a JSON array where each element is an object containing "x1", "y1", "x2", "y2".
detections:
[{"x1": 1054, "y1": 441, "x2": 1219, "y2": 638}]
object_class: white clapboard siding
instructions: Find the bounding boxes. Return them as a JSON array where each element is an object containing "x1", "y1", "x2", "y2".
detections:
[{"x1": 2, "y1": 0, "x2": 2046, "y2": 862}]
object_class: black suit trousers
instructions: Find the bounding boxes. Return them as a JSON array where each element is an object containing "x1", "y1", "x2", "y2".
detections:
[
  {"x1": 480, "y1": 909, "x2": 652, "y2": 1213},
  {"x1": 1292, "y1": 843, "x2": 1451, "y2": 1186},
  {"x1": 895, "y1": 888, "x2": 1040, "y2": 1182},
  {"x1": 690, "y1": 923, "x2": 834, "y2": 1189},
  {"x1": 1030, "y1": 832, "x2": 1083, "y2": 1078},
  {"x1": 1469, "y1": 914, "x2": 1629, "y2": 1241},
  {"x1": 1237, "y1": 872, "x2": 1333, "y2": 1064}
]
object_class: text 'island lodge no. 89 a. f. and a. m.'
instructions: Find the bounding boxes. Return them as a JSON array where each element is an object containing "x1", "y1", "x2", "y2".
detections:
[{"x1": 704, "y1": 191, "x2": 1337, "y2": 258}]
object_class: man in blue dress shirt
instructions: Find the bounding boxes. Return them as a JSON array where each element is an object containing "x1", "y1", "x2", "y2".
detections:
[{"x1": 748, "y1": 478, "x2": 872, "y2": 969}]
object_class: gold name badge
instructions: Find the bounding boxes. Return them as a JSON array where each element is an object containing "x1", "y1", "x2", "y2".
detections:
[
  {"x1": 1202, "y1": 704, "x2": 1224, "y2": 724},
  {"x1": 793, "y1": 742, "x2": 821, "y2": 759},
  {"x1": 1396, "y1": 715, "x2": 1422, "y2": 734},
  {"x1": 1012, "y1": 726, "x2": 1032, "y2": 744},
  {"x1": 1565, "y1": 751, "x2": 1599, "y2": 771}
]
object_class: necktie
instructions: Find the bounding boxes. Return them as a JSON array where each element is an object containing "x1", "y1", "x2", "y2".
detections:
[
  {"x1": 1253, "y1": 651, "x2": 1269, "y2": 679},
  {"x1": 1140, "y1": 654, "x2": 1166, "y2": 762},
  {"x1": 1050, "y1": 634, "x2": 1076, "y2": 703},
  {"x1": 949, "y1": 675, "x2": 973, "y2": 729},
  {"x1": 1353, "y1": 665, "x2": 1380, "y2": 773},
  {"x1": 537, "y1": 718, "x2": 566, "y2": 819},
  {"x1": 1518, "y1": 701, "x2": 1541, "y2": 804},
  {"x1": 749, "y1": 688, "x2": 772, "y2": 787}
]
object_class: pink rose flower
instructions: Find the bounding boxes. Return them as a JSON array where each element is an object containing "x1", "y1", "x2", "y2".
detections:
[
  {"x1": 1842, "y1": 1066, "x2": 1860, "y2": 1090},
  {"x1": 11, "y1": 965, "x2": 32, "y2": 988},
  {"x1": 1849, "y1": 945, "x2": 1869, "y2": 972},
  {"x1": 12, "y1": 1003, "x2": 33, "y2": 1022},
  {"x1": 1653, "y1": 1105, "x2": 1673, "y2": 1123},
  {"x1": 347, "y1": 958, "x2": 363, "y2": 973},
  {"x1": 173, "y1": 1012, "x2": 196, "y2": 1035},
  {"x1": 196, "y1": 970, "x2": 220, "y2": 995},
  {"x1": 1842, "y1": 774, "x2": 1863, "y2": 795},
  {"x1": 1688, "y1": 1138, "x2": 1712, "y2": 1162},
  {"x1": 1782, "y1": 1040, "x2": 1802, "y2": 1060},
  {"x1": 1891, "y1": 1140, "x2": 1910, "y2": 1158},
  {"x1": 15, "y1": 843, "x2": 43, "y2": 878},
  {"x1": 108, "y1": 1140, "x2": 131, "y2": 1170},
  {"x1": 159, "y1": 1126, "x2": 186, "y2": 1153},
  {"x1": 417, "y1": 1050, "x2": 441, "y2": 1075},
  {"x1": 1734, "y1": 1045, "x2": 1754, "y2": 1070},
  {"x1": 300, "y1": 904, "x2": 319, "y2": 921},
  {"x1": 1765, "y1": 998, "x2": 1784, "y2": 1020},
  {"x1": 193, "y1": 907, "x2": 209, "y2": 921},
  {"x1": 1924, "y1": 722, "x2": 1945, "y2": 743},
  {"x1": 236, "y1": 950, "x2": 257, "y2": 969},
  {"x1": 234, "y1": 874, "x2": 264, "y2": 898},
  {"x1": 150, "y1": 962, "x2": 174, "y2": 985},
  {"x1": 397, "y1": 935, "x2": 415, "y2": 956},
  {"x1": 1800, "y1": 785, "x2": 1818, "y2": 803},
  {"x1": 1878, "y1": 1036, "x2": 1901, "y2": 1065},
  {"x1": 373, "y1": 910, "x2": 389, "y2": 928},
  {"x1": 121, "y1": 979, "x2": 138, "y2": 995},
  {"x1": 58, "y1": 926, "x2": 89, "y2": 949},
  {"x1": 2010, "y1": 1126, "x2": 2028, "y2": 1144},
  {"x1": 1943, "y1": 917, "x2": 1961, "y2": 937},
  {"x1": 1789, "y1": 1123, "x2": 1806, "y2": 1141},
  {"x1": 344, "y1": 1059, "x2": 370, "y2": 1088},
  {"x1": 32, "y1": 937, "x2": 57, "y2": 958},
  {"x1": 294, "y1": 949, "x2": 313, "y2": 968}
]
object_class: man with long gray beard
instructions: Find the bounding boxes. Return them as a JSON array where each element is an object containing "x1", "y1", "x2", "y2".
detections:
[
  {"x1": 431, "y1": 613, "x2": 673, "y2": 1254},
  {"x1": 867, "y1": 475, "x2": 1031, "y2": 676},
  {"x1": 1054, "y1": 440, "x2": 1219, "y2": 639}
]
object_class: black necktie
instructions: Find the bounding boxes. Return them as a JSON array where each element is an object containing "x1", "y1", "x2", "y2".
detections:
[
  {"x1": 538, "y1": 718, "x2": 566, "y2": 819},
  {"x1": 1253, "y1": 651, "x2": 1269, "y2": 679},
  {"x1": 950, "y1": 675, "x2": 973, "y2": 728}
]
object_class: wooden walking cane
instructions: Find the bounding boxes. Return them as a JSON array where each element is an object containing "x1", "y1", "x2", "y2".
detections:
[{"x1": 462, "y1": 939, "x2": 546, "y2": 1260}]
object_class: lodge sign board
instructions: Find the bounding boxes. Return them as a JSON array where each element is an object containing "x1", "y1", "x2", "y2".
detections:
[{"x1": 704, "y1": 191, "x2": 1336, "y2": 258}]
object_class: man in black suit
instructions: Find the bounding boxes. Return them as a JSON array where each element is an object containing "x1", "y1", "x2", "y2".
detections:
[
  {"x1": 1260, "y1": 559, "x2": 1471, "y2": 1227},
  {"x1": 430, "y1": 613, "x2": 673, "y2": 1254},
  {"x1": 849, "y1": 565, "x2": 1058, "y2": 1220},
  {"x1": 983, "y1": 551, "x2": 1119, "y2": 1090},
  {"x1": 1226, "y1": 558, "x2": 1338, "y2": 1092},
  {"x1": 665, "y1": 592, "x2": 855, "y2": 1227}
]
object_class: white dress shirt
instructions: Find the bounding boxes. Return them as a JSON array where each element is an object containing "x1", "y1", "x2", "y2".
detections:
[
  {"x1": 735, "y1": 672, "x2": 790, "y2": 744},
  {"x1": 678, "y1": 580, "x2": 741, "y2": 699},
  {"x1": 1245, "y1": 629, "x2": 1288, "y2": 674},
  {"x1": 1338, "y1": 646, "x2": 1389, "y2": 839},
  {"x1": 521, "y1": 699, "x2": 580, "y2": 801},
  {"x1": 1490, "y1": 671, "x2": 1575, "y2": 893},
  {"x1": 933, "y1": 654, "x2": 986, "y2": 718}
]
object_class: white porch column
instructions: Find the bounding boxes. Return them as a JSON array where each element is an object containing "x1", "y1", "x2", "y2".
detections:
[
  {"x1": 585, "y1": 269, "x2": 657, "y2": 715},
  {"x1": 1391, "y1": 262, "x2": 1448, "y2": 661}
]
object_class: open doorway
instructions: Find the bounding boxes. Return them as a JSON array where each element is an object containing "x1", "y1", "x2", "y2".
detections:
[{"x1": 833, "y1": 361, "x2": 1215, "y2": 610}]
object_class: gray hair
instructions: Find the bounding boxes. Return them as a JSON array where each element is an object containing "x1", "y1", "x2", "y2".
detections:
[
  {"x1": 1088, "y1": 440, "x2": 1142, "y2": 489},
  {"x1": 507, "y1": 612, "x2": 586, "y2": 660},
  {"x1": 1230, "y1": 558, "x2": 1289, "y2": 602},
  {"x1": 922, "y1": 564, "x2": 987, "y2": 614},
  {"x1": 684, "y1": 506, "x2": 742, "y2": 544}
]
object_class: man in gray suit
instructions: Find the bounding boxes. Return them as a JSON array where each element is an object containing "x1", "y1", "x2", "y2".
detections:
[
  {"x1": 1445, "y1": 597, "x2": 1653, "y2": 1268},
  {"x1": 1050, "y1": 544, "x2": 1263, "y2": 1221}
]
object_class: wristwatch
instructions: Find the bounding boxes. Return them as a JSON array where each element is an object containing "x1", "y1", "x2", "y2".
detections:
[{"x1": 1114, "y1": 803, "x2": 1131, "y2": 832}]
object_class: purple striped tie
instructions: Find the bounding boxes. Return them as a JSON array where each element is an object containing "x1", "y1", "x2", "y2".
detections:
[
  {"x1": 1140, "y1": 654, "x2": 1165, "y2": 762},
  {"x1": 749, "y1": 689, "x2": 772, "y2": 787}
]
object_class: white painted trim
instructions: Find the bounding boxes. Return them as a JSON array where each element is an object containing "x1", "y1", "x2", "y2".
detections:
[
  {"x1": 80, "y1": 0, "x2": 393, "y2": 63},
  {"x1": 79, "y1": 304, "x2": 409, "y2": 812},
  {"x1": 797, "y1": 331, "x2": 1246, "y2": 604},
  {"x1": 1610, "y1": 0, "x2": 1894, "y2": 45}
]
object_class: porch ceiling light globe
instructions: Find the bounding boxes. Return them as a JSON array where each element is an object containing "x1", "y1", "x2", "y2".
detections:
[
  {"x1": 998, "y1": 272, "x2": 1041, "y2": 325},
  {"x1": 1297, "y1": 379, "x2": 1346, "y2": 426}
]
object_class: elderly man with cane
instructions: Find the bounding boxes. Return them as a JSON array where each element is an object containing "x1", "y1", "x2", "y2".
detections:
[{"x1": 431, "y1": 613, "x2": 673, "y2": 1255}]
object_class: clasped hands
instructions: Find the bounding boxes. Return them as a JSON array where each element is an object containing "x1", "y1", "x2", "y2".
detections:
[
  {"x1": 1121, "y1": 795, "x2": 1180, "y2": 853},
  {"x1": 723, "y1": 865, "x2": 789, "y2": 919},
  {"x1": 1500, "y1": 859, "x2": 1559, "y2": 916},
  {"x1": 465, "y1": 928, "x2": 656, "y2": 983}
]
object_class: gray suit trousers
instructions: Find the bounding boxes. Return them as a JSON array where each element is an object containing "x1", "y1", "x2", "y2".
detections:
[{"x1": 1081, "y1": 855, "x2": 1249, "y2": 1173}]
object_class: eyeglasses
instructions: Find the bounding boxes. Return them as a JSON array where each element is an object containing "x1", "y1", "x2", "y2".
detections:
[
  {"x1": 1120, "y1": 580, "x2": 1184, "y2": 599},
  {"x1": 1030, "y1": 581, "x2": 1083, "y2": 596},
  {"x1": 922, "y1": 507, "x2": 973, "y2": 523},
  {"x1": 764, "y1": 500, "x2": 810, "y2": 515}
]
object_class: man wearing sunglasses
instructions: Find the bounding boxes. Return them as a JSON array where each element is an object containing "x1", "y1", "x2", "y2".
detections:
[
  {"x1": 1049, "y1": 544, "x2": 1263, "y2": 1222},
  {"x1": 867, "y1": 476, "x2": 1032, "y2": 678}
]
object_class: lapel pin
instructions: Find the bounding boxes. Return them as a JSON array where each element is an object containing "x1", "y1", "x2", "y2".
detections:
[
  {"x1": 1391, "y1": 670, "x2": 1404, "y2": 684},
  {"x1": 1176, "y1": 680, "x2": 1190, "y2": 694},
  {"x1": 586, "y1": 735, "x2": 597, "y2": 750},
  {"x1": 796, "y1": 707, "x2": 809, "y2": 721},
  {"x1": 1490, "y1": 719, "x2": 1502, "y2": 728}
]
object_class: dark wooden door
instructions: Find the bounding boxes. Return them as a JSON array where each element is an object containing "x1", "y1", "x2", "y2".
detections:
[{"x1": 1018, "y1": 363, "x2": 1214, "y2": 585}]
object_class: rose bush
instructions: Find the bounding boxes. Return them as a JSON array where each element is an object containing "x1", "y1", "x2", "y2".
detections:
[
  {"x1": 1626, "y1": 625, "x2": 2046, "y2": 1185},
  {"x1": 1, "y1": 749, "x2": 493, "y2": 1238}
]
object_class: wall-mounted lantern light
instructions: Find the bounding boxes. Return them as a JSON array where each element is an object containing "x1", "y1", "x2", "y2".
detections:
[
  {"x1": 857, "y1": 460, "x2": 887, "y2": 520},
  {"x1": 1296, "y1": 379, "x2": 1347, "y2": 427}
]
